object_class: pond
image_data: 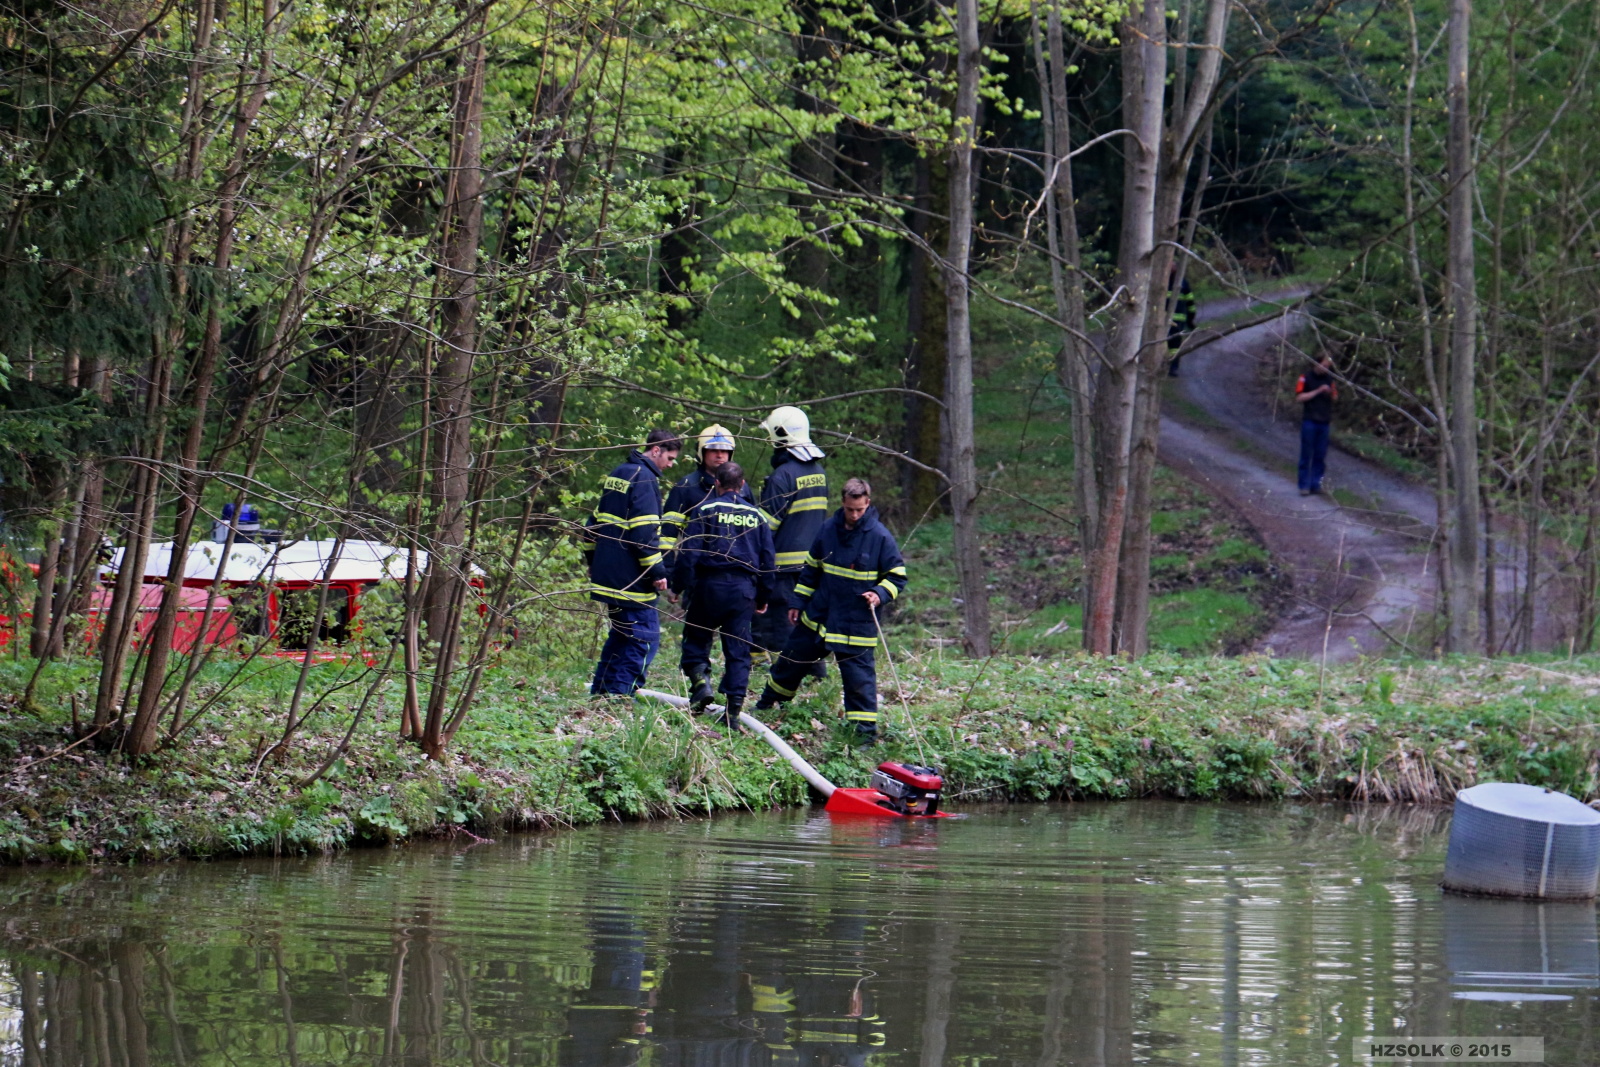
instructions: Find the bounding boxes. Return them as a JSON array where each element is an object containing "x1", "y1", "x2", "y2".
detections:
[{"x1": 0, "y1": 801, "x2": 1595, "y2": 1065}]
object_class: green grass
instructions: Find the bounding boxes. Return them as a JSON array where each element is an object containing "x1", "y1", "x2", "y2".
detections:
[
  {"x1": 1148, "y1": 589, "x2": 1263, "y2": 654},
  {"x1": 5, "y1": 648, "x2": 1600, "y2": 863},
  {"x1": 1336, "y1": 429, "x2": 1432, "y2": 480}
]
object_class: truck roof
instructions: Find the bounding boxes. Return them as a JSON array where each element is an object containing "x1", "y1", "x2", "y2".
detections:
[{"x1": 103, "y1": 538, "x2": 456, "y2": 585}]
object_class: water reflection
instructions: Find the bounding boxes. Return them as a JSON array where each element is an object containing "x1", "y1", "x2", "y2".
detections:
[
  {"x1": 1444, "y1": 895, "x2": 1599, "y2": 1000},
  {"x1": 0, "y1": 802, "x2": 1594, "y2": 1066}
]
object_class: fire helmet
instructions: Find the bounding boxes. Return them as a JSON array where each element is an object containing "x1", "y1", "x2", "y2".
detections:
[
  {"x1": 697, "y1": 424, "x2": 737, "y2": 459},
  {"x1": 759, "y1": 406, "x2": 825, "y2": 461}
]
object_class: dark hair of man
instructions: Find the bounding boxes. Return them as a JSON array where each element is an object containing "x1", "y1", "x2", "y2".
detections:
[
  {"x1": 842, "y1": 477, "x2": 872, "y2": 500},
  {"x1": 715, "y1": 461, "x2": 744, "y2": 489},
  {"x1": 645, "y1": 428, "x2": 683, "y2": 452}
]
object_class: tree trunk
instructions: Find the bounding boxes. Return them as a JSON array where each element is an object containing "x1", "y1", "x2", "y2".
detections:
[
  {"x1": 904, "y1": 151, "x2": 950, "y2": 517},
  {"x1": 93, "y1": 352, "x2": 171, "y2": 730},
  {"x1": 787, "y1": 0, "x2": 837, "y2": 332},
  {"x1": 420, "y1": 27, "x2": 488, "y2": 759},
  {"x1": 658, "y1": 144, "x2": 700, "y2": 331},
  {"x1": 126, "y1": 3, "x2": 277, "y2": 754},
  {"x1": 1083, "y1": 0, "x2": 1166, "y2": 654},
  {"x1": 1444, "y1": 0, "x2": 1483, "y2": 653},
  {"x1": 943, "y1": 0, "x2": 991, "y2": 657},
  {"x1": 1031, "y1": 0, "x2": 1096, "y2": 541},
  {"x1": 1580, "y1": 408, "x2": 1600, "y2": 652},
  {"x1": 1521, "y1": 330, "x2": 1551, "y2": 652},
  {"x1": 28, "y1": 477, "x2": 66, "y2": 658},
  {"x1": 1115, "y1": 0, "x2": 1230, "y2": 654}
]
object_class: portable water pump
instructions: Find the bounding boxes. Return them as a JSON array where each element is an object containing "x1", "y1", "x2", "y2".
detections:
[
  {"x1": 867, "y1": 762, "x2": 943, "y2": 816},
  {"x1": 632, "y1": 690, "x2": 953, "y2": 818}
]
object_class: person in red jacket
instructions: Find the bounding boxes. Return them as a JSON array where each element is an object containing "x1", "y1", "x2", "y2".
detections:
[{"x1": 1295, "y1": 353, "x2": 1337, "y2": 496}]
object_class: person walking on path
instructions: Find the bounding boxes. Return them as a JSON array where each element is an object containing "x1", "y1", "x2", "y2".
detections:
[
  {"x1": 754, "y1": 478, "x2": 907, "y2": 745},
  {"x1": 660, "y1": 424, "x2": 752, "y2": 552},
  {"x1": 751, "y1": 406, "x2": 829, "y2": 670},
  {"x1": 584, "y1": 429, "x2": 681, "y2": 695},
  {"x1": 670, "y1": 462, "x2": 775, "y2": 731},
  {"x1": 1295, "y1": 353, "x2": 1337, "y2": 496}
]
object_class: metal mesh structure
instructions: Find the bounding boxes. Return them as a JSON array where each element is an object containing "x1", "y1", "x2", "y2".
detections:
[{"x1": 1442, "y1": 782, "x2": 1600, "y2": 900}]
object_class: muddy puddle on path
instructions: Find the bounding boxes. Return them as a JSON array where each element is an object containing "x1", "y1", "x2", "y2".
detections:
[{"x1": 1, "y1": 802, "x2": 1596, "y2": 1066}]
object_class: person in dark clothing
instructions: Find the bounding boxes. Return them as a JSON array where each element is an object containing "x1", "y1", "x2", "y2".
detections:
[
  {"x1": 670, "y1": 462, "x2": 775, "y2": 731},
  {"x1": 1295, "y1": 353, "x2": 1338, "y2": 495},
  {"x1": 751, "y1": 406, "x2": 829, "y2": 675},
  {"x1": 1166, "y1": 270, "x2": 1198, "y2": 377},
  {"x1": 755, "y1": 478, "x2": 907, "y2": 744},
  {"x1": 584, "y1": 429, "x2": 681, "y2": 695},
  {"x1": 660, "y1": 424, "x2": 753, "y2": 552}
]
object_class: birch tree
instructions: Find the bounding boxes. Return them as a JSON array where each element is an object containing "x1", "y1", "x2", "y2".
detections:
[{"x1": 1443, "y1": 0, "x2": 1482, "y2": 652}]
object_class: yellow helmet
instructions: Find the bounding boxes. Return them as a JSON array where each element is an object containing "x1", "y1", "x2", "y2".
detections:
[
  {"x1": 697, "y1": 424, "x2": 736, "y2": 458},
  {"x1": 759, "y1": 406, "x2": 825, "y2": 461}
]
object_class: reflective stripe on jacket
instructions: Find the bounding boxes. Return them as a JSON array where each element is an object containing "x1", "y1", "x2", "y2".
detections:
[
  {"x1": 584, "y1": 449, "x2": 667, "y2": 604},
  {"x1": 662, "y1": 466, "x2": 754, "y2": 550},
  {"x1": 760, "y1": 450, "x2": 828, "y2": 570},
  {"x1": 791, "y1": 506, "x2": 906, "y2": 648},
  {"x1": 669, "y1": 496, "x2": 776, "y2": 606}
]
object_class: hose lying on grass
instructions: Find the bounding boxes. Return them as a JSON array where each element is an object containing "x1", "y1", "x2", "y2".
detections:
[{"x1": 635, "y1": 688, "x2": 836, "y2": 798}]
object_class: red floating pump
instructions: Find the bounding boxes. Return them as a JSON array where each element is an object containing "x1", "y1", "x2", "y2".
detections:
[{"x1": 821, "y1": 761, "x2": 945, "y2": 818}]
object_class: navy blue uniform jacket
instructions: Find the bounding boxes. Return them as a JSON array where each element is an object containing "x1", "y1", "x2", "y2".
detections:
[
  {"x1": 584, "y1": 449, "x2": 667, "y2": 604},
  {"x1": 661, "y1": 466, "x2": 755, "y2": 550},
  {"x1": 670, "y1": 495, "x2": 777, "y2": 608},
  {"x1": 791, "y1": 506, "x2": 907, "y2": 648},
  {"x1": 760, "y1": 450, "x2": 829, "y2": 570}
]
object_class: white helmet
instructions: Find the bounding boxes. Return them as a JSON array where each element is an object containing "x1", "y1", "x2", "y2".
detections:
[
  {"x1": 760, "y1": 406, "x2": 825, "y2": 461},
  {"x1": 697, "y1": 424, "x2": 737, "y2": 459}
]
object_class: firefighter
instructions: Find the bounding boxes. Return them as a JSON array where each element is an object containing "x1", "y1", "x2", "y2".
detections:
[
  {"x1": 660, "y1": 424, "x2": 752, "y2": 552},
  {"x1": 754, "y1": 478, "x2": 906, "y2": 744},
  {"x1": 670, "y1": 462, "x2": 775, "y2": 731},
  {"x1": 751, "y1": 406, "x2": 829, "y2": 670},
  {"x1": 584, "y1": 429, "x2": 682, "y2": 696}
]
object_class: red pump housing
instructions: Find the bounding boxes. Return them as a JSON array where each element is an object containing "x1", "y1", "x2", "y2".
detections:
[{"x1": 823, "y1": 761, "x2": 947, "y2": 818}]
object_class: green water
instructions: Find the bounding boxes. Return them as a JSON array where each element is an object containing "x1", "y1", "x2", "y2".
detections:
[{"x1": 1, "y1": 802, "x2": 1596, "y2": 1065}]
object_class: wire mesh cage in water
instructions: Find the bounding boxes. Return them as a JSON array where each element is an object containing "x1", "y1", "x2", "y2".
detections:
[{"x1": 1442, "y1": 782, "x2": 1600, "y2": 900}]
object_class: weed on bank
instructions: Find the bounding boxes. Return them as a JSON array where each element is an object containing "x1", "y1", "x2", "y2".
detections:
[{"x1": 1, "y1": 652, "x2": 1597, "y2": 863}]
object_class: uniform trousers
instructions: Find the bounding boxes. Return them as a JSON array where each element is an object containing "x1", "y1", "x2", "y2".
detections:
[
  {"x1": 589, "y1": 601, "x2": 660, "y2": 695},
  {"x1": 1299, "y1": 418, "x2": 1331, "y2": 492},
  {"x1": 750, "y1": 572, "x2": 799, "y2": 658},
  {"x1": 752, "y1": 572, "x2": 826, "y2": 679},
  {"x1": 679, "y1": 573, "x2": 758, "y2": 705},
  {"x1": 762, "y1": 622, "x2": 879, "y2": 727}
]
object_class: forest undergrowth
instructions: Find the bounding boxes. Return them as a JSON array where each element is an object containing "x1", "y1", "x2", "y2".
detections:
[{"x1": 3, "y1": 649, "x2": 1597, "y2": 864}]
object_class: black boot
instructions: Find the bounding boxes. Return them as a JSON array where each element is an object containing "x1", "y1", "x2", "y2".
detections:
[
  {"x1": 753, "y1": 687, "x2": 777, "y2": 712},
  {"x1": 721, "y1": 699, "x2": 744, "y2": 733},
  {"x1": 853, "y1": 721, "x2": 879, "y2": 747},
  {"x1": 687, "y1": 668, "x2": 715, "y2": 712}
]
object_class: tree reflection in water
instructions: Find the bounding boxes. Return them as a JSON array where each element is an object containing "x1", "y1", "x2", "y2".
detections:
[{"x1": 2, "y1": 802, "x2": 1591, "y2": 1067}]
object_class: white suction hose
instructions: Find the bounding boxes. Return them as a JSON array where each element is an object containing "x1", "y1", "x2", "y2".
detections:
[{"x1": 634, "y1": 689, "x2": 836, "y2": 797}]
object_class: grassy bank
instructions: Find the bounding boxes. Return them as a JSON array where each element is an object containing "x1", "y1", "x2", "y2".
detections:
[{"x1": 3, "y1": 650, "x2": 1598, "y2": 863}]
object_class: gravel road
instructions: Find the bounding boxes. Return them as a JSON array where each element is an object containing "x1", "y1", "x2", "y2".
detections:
[{"x1": 1158, "y1": 297, "x2": 1442, "y2": 660}]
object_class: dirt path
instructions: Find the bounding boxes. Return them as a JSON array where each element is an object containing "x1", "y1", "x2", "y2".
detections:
[{"x1": 1158, "y1": 297, "x2": 1441, "y2": 660}]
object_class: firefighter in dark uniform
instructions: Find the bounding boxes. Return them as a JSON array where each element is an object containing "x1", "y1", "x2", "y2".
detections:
[
  {"x1": 670, "y1": 462, "x2": 775, "y2": 731},
  {"x1": 751, "y1": 406, "x2": 829, "y2": 671},
  {"x1": 559, "y1": 888, "x2": 655, "y2": 1067},
  {"x1": 584, "y1": 429, "x2": 681, "y2": 695},
  {"x1": 660, "y1": 424, "x2": 753, "y2": 552},
  {"x1": 755, "y1": 478, "x2": 907, "y2": 744}
]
